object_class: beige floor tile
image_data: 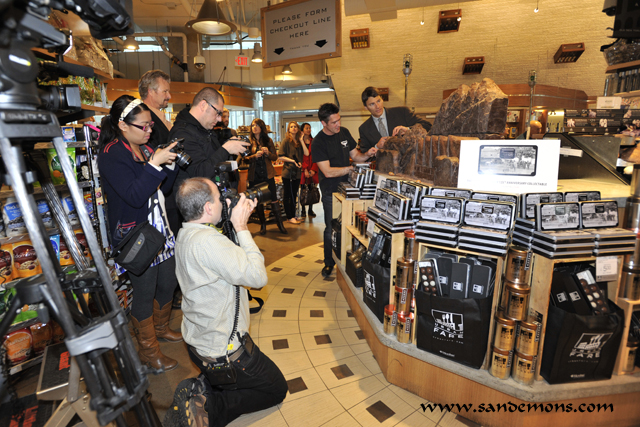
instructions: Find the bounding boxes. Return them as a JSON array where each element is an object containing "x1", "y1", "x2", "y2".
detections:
[
  {"x1": 329, "y1": 375, "x2": 386, "y2": 410},
  {"x1": 268, "y1": 350, "x2": 313, "y2": 376},
  {"x1": 256, "y1": 333, "x2": 305, "y2": 355},
  {"x1": 396, "y1": 411, "x2": 437, "y2": 427},
  {"x1": 258, "y1": 319, "x2": 299, "y2": 337},
  {"x1": 348, "y1": 388, "x2": 416, "y2": 427},
  {"x1": 267, "y1": 265, "x2": 294, "y2": 276},
  {"x1": 376, "y1": 373, "x2": 391, "y2": 386},
  {"x1": 356, "y1": 350, "x2": 383, "y2": 375},
  {"x1": 306, "y1": 345, "x2": 355, "y2": 367},
  {"x1": 273, "y1": 257, "x2": 306, "y2": 269},
  {"x1": 267, "y1": 273, "x2": 285, "y2": 286},
  {"x1": 280, "y1": 390, "x2": 345, "y2": 427},
  {"x1": 262, "y1": 306, "x2": 301, "y2": 321},
  {"x1": 319, "y1": 411, "x2": 361, "y2": 427},
  {"x1": 340, "y1": 326, "x2": 367, "y2": 345},
  {"x1": 417, "y1": 399, "x2": 447, "y2": 425},
  {"x1": 306, "y1": 278, "x2": 341, "y2": 290},
  {"x1": 226, "y1": 406, "x2": 288, "y2": 427},
  {"x1": 350, "y1": 343, "x2": 371, "y2": 355},
  {"x1": 338, "y1": 319, "x2": 359, "y2": 329},
  {"x1": 436, "y1": 411, "x2": 479, "y2": 427},
  {"x1": 276, "y1": 275, "x2": 314, "y2": 288},
  {"x1": 301, "y1": 329, "x2": 348, "y2": 350},
  {"x1": 309, "y1": 276, "x2": 337, "y2": 287},
  {"x1": 284, "y1": 267, "x2": 318, "y2": 282},
  {"x1": 336, "y1": 307, "x2": 356, "y2": 320},
  {"x1": 298, "y1": 307, "x2": 338, "y2": 322},
  {"x1": 282, "y1": 367, "x2": 327, "y2": 402},
  {"x1": 299, "y1": 298, "x2": 338, "y2": 309},
  {"x1": 262, "y1": 294, "x2": 303, "y2": 308},
  {"x1": 298, "y1": 320, "x2": 341, "y2": 333},
  {"x1": 315, "y1": 355, "x2": 374, "y2": 389},
  {"x1": 335, "y1": 299, "x2": 351, "y2": 308},
  {"x1": 387, "y1": 384, "x2": 429, "y2": 413}
]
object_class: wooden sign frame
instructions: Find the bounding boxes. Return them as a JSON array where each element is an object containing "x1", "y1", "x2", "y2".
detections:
[{"x1": 261, "y1": 0, "x2": 342, "y2": 68}]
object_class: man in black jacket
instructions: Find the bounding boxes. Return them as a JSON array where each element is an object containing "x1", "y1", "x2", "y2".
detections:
[
  {"x1": 139, "y1": 70, "x2": 173, "y2": 149},
  {"x1": 167, "y1": 87, "x2": 249, "y2": 232},
  {"x1": 358, "y1": 86, "x2": 432, "y2": 152}
]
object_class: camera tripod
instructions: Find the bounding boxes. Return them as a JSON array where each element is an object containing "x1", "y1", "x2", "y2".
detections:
[{"x1": 0, "y1": 1, "x2": 162, "y2": 425}]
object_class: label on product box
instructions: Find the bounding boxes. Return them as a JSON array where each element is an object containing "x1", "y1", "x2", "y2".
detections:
[{"x1": 596, "y1": 256, "x2": 618, "y2": 282}]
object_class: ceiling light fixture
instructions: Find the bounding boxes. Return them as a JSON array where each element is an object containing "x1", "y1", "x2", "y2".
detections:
[
  {"x1": 282, "y1": 65, "x2": 293, "y2": 74},
  {"x1": 124, "y1": 36, "x2": 139, "y2": 50},
  {"x1": 186, "y1": 0, "x2": 237, "y2": 35},
  {"x1": 534, "y1": 0, "x2": 539, "y2": 12},
  {"x1": 420, "y1": 7, "x2": 424, "y2": 25},
  {"x1": 251, "y1": 42, "x2": 263, "y2": 63}
]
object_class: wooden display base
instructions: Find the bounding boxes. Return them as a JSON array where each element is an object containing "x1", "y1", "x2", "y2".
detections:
[{"x1": 336, "y1": 267, "x2": 640, "y2": 427}]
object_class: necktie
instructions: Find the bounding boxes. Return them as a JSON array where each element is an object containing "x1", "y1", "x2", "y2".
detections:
[{"x1": 378, "y1": 118, "x2": 388, "y2": 137}]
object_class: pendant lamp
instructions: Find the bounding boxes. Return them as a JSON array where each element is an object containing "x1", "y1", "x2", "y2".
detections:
[{"x1": 186, "y1": 0, "x2": 237, "y2": 36}]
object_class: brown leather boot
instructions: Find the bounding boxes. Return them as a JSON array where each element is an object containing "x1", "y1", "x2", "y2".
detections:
[
  {"x1": 154, "y1": 300, "x2": 183, "y2": 342},
  {"x1": 131, "y1": 315, "x2": 178, "y2": 371}
]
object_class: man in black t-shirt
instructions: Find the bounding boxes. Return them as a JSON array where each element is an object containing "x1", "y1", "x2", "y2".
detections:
[{"x1": 312, "y1": 103, "x2": 378, "y2": 278}]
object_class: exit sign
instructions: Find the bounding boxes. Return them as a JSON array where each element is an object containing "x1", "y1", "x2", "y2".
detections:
[{"x1": 235, "y1": 56, "x2": 249, "y2": 67}]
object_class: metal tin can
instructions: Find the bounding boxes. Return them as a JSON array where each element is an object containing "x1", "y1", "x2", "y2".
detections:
[
  {"x1": 396, "y1": 258, "x2": 415, "y2": 289},
  {"x1": 394, "y1": 285, "x2": 413, "y2": 314},
  {"x1": 515, "y1": 320, "x2": 540, "y2": 355},
  {"x1": 383, "y1": 304, "x2": 396, "y2": 335},
  {"x1": 396, "y1": 312, "x2": 414, "y2": 344},
  {"x1": 624, "y1": 336, "x2": 639, "y2": 373},
  {"x1": 354, "y1": 212, "x2": 361, "y2": 230},
  {"x1": 362, "y1": 218, "x2": 369, "y2": 236},
  {"x1": 512, "y1": 351, "x2": 536, "y2": 385},
  {"x1": 500, "y1": 280, "x2": 529, "y2": 310},
  {"x1": 494, "y1": 311, "x2": 516, "y2": 351},
  {"x1": 504, "y1": 282, "x2": 531, "y2": 321},
  {"x1": 490, "y1": 346, "x2": 512, "y2": 380},
  {"x1": 505, "y1": 246, "x2": 531, "y2": 284}
]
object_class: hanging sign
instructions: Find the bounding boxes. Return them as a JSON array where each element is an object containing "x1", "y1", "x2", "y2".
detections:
[{"x1": 261, "y1": 0, "x2": 342, "y2": 68}]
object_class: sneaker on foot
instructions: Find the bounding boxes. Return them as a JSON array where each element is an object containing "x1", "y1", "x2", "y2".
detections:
[
  {"x1": 165, "y1": 377, "x2": 209, "y2": 427},
  {"x1": 322, "y1": 265, "x2": 334, "y2": 278}
]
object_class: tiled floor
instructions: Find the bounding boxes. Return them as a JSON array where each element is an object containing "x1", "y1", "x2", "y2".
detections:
[{"x1": 227, "y1": 242, "x2": 479, "y2": 427}]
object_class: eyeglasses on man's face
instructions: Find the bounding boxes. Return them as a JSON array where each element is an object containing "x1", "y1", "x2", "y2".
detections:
[
  {"x1": 129, "y1": 122, "x2": 155, "y2": 132},
  {"x1": 205, "y1": 100, "x2": 222, "y2": 117}
]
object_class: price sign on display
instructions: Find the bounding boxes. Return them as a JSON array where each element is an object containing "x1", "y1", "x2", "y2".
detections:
[
  {"x1": 596, "y1": 256, "x2": 618, "y2": 282},
  {"x1": 235, "y1": 56, "x2": 249, "y2": 67}
]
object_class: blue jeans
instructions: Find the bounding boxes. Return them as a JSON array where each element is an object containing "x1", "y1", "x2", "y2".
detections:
[
  {"x1": 322, "y1": 190, "x2": 334, "y2": 268},
  {"x1": 189, "y1": 342, "x2": 288, "y2": 427}
]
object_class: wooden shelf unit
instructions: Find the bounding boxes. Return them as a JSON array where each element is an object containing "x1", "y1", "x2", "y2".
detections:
[
  {"x1": 613, "y1": 297, "x2": 640, "y2": 375},
  {"x1": 606, "y1": 59, "x2": 640, "y2": 74},
  {"x1": 332, "y1": 193, "x2": 374, "y2": 268}
]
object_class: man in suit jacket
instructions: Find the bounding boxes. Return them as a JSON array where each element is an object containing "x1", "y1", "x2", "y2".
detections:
[
  {"x1": 139, "y1": 70, "x2": 173, "y2": 150},
  {"x1": 358, "y1": 86, "x2": 432, "y2": 152}
]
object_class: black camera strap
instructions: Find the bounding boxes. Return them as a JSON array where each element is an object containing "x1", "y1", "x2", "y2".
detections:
[{"x1": 225, "y1": 285, "x2": 241, "y2": 362}]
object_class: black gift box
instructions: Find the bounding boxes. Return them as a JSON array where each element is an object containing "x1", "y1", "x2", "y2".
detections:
[
  {"x1": 415, "y1": 289, "x2": 493, "y2": 369},
  {"x1": 540, "y1": 301, "x2": 624, "y2": 384}
]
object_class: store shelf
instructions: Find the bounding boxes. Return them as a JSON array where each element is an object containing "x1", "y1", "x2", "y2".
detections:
[
  {"x1": 0, "y1": 227, "x2": 62, "y2": 246},
  {"x1": 605, "y1": 60, "x2": 640, "y2": 74},
  {"x1": 32, "y1": 48, "x2": 113, "y2": 81},
  {"x1": 0, "y1": 182, "x2": 89, "y2": 198},
  {"x1": 34, "y1": 142, "x2": 88, "y2": 149},
  {"x1": 9, "y1": 355, "x2": 43, "y2": 375},
  {"x1": 81, "y1": 104, "x2": 109, "y2": 114},
  {"x1": 347, "y1": 225, "x2": 369, "y2": 247}
]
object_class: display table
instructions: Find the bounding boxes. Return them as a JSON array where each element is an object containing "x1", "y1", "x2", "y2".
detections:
[{"x1": 333, "y1": 178, "x2": 640, "y2": 427}]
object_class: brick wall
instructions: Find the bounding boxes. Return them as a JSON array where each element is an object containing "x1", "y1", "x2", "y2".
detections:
[{"x1": 329, "y1": 0, "x2": 612, "y2": 114}]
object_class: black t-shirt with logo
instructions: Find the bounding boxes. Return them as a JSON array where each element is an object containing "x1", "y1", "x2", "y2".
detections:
[{"x1": 311, "y1": 128, "x2": 357, "y2": 194}]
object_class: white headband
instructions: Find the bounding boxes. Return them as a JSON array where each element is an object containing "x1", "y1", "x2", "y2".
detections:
[{"x1": 119, "y1": 98, "x2": 144, "y2": 121}]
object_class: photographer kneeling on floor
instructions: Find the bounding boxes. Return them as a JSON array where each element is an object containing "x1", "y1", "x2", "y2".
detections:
[{"x1": 169, "y1": 177, "x2": 287, "y2": 427}]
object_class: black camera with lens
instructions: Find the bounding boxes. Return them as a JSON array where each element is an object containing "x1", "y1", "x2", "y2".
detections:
[
  {"x1": 237, "y1": 135, "x2": 252, "y2": 158},
  {"x1": 214, "y1": 162, "x2": 270, "y2": 215},
  {"x1": 157, "y1": 137, "x2": 192, "y2": 168}
]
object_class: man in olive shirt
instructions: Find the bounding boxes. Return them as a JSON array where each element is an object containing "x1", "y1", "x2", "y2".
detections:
[{"x1": 312, "y1": 103, "x2": 378, "y2": 278}]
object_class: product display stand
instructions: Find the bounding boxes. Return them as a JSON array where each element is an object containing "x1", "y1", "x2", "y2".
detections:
[
  {"x1": 613, "y1": 297, "x2": 640, "y2": 375},
  {"x1": 333, "y1": 190, "x2": 640, "y2": 427},
  {"x1": 0, "y1": 112, "x2": 160, "y2": 425}
]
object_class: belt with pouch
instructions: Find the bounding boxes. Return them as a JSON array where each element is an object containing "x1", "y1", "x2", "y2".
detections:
[{"x1": 190, "y1": 345, "x2": 244, "y2": 366}]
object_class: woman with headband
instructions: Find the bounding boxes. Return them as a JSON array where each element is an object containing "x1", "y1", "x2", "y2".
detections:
[{"x1": 98, "y1": 95, "x2": 182, "y2": 371}]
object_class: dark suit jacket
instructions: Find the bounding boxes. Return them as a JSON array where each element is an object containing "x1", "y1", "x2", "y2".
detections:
[
  {"x1": 147, "y1": 109, "x2": 171, "y2": 149},
  {"x1": 358, "y1": 106, "x2": 432, "y2": 152}
]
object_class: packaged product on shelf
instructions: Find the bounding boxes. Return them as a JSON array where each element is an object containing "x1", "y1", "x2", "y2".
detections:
[
  {"x1": 61, "y1": 126, "x2": 76, "y2": 143},
  {"x1": 46, "y1": 148, "x2": 76, "y2": 185},
  {"x1": 61, "y1": 192, "x2": 80, "y2": 226},
  {"x1": 0, "y1": 244, "x2": 14, "y2": 284},
  {"x1": 35, "y1": 198, "x2": 55, "y2": 230},
  {"x1": 12, "y1": 239, "x2": 42, "y2": 278},
  {"x1": 2, "y1": 197, "x2": 27, "y2": 237},
  {"x1": 29, "y1": 322, "x2": 52, "y2": 356},
  {"x1": 76, "y1": 154, "x2": 90, "y2": 181},
  {"x1": 58, "y1": 237, "x2": 74, "y2": 266},
  {"x1": 0, "y1": 206, "x2": 5, "y2": 238},
  {"x1": 49, "y1": 235, "x2": 60, "y2": 261},
  {"x1": 50, "y1": 319, "x2": 65, "y2": 343},
  {"x1": 84, "y1": 191, "x2": 95, "y2": 220},
  {"x1": 2, "y1": 327, "x2": 33, "y2": 366},
  {"x1": 74, "y1": 228, "x2": 92, "y2": 260}
]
